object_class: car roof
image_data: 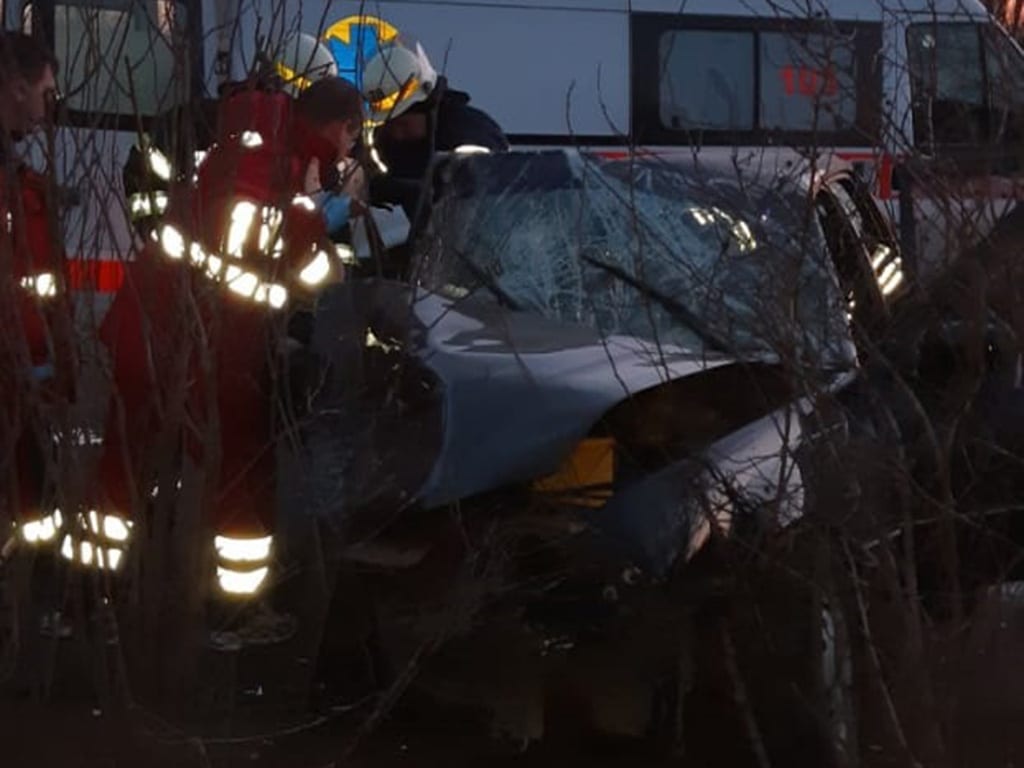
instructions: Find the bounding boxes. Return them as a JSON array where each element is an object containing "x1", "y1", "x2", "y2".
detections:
[
  {"x1": 437, "y1": 147, "x2": 856, "y2": 199},
  {"x1": 602, "y1": 148, "x2": 856, "y2": 197}
]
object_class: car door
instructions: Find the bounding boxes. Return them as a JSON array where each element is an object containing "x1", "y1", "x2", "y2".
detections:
[{"x1": 815, "y1": 170, "x2": 906, "y2": 346}]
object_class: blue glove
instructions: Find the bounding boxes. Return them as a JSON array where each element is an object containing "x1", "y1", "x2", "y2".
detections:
[
  {"x1": 314, "y1": 191, "x2": 351, "y2": 236},
  {"x1": 29, "y1": 363, "x2": 54, "y2": 382}
]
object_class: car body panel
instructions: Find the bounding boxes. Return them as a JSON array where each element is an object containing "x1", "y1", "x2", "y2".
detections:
[{"x1": 308, "y1": 149, "x2": 886, "y2": 576}]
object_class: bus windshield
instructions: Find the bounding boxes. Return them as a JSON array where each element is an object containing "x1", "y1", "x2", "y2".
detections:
[{"x1": 907, "y1": 20, "x2": 1024, "y2": 162}]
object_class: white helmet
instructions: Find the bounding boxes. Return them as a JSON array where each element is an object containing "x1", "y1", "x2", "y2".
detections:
[
  {"x1": 274, "y1": 32, "x2": 339, "y2": 95},
  {"x1": 361, "y1": 41, "x2": 438, "y2": 124}
]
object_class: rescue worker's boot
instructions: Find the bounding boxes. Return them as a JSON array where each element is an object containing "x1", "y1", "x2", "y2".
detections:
[{"x1": 207, "y1": 597, "x2": 297, "y2": 651}]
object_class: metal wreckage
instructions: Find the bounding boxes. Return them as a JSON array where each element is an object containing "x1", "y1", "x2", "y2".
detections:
[{"x1": 281, "y1": 147, "x2": 909, "y2": 755}]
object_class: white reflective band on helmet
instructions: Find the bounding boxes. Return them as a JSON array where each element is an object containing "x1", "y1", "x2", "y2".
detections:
[
  {"x1": 19, "y1": 271, "x2": 57, "y2": 298},
  {"x1": 147, "y1": 147, "x2": 172, "y2": 181},
  {"x1": 214, "y1": 535, "x2": 272, "y2": 596},
  {"x1": 298, "y1": 250, "x2": 332, "y2": 286},
  {"x1": 128, "y1": 191, "x2": 169, "y2": 219},
  {"x1": 454, "y1": 145, "x2": 491, "y2": 155}
]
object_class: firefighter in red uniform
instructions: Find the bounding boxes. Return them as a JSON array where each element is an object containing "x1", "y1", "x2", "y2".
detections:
[
  {"x1": 0, "y1": 33, "x2": 71, "y2": 565},
  {"x1": 97, "y1": 70, "x2": 364, "y2": 643}
]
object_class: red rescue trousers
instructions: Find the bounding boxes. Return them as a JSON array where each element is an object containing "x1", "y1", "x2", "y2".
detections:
[
  {"x1": 2, "y1": 285, "x2": 72, "y2": 531},
  {"x1": 97, "y1": 249, "x2": 281, "y2": 541},
  {"x1": 1, "y1": 164, "x2": 76, "y2": 536}
]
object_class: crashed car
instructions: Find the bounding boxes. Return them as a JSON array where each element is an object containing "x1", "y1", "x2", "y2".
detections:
[{"x1": 301, "y1": 149, "x2": 902, "y2": 753}]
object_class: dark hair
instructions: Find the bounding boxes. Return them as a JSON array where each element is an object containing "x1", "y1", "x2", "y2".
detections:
[
  {"x1": 0, "y1": 31, "x2": 57, "y2": 86},
  {"x1": 295, "y1": 76, "x2": 363, "y2": 126}
]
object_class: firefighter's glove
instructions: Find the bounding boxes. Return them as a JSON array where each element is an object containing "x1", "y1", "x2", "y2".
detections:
[{"x1": 314, "y1": 191, "x2": 352, "y2": 238}]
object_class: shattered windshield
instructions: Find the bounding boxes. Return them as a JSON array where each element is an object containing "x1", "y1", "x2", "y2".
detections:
[{"x1": 417, "y1": 151, "x2": 853, "y2": 368}]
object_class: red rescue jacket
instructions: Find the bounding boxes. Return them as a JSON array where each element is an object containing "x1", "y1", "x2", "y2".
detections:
[
  {"x1": 157, "y1": 87, "x2": 343, "y2": 307},
  {"x1": 0, "y1": 161, "x2": 74, "y2": 392}
]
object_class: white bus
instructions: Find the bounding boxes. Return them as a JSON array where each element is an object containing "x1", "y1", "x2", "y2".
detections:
[
  {"x1": 337, "y1": 0, "x2": 1024, "y2": 275},
  {"x1": 7, "y1": 0, "x2": 1024, "y2": 292}
]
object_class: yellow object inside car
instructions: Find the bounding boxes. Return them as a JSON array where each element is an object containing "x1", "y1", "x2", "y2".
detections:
[{"x1": 533, "y1": 437, "x2": 615, "y2": 508}]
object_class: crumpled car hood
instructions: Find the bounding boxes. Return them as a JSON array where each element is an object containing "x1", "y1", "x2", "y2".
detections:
[
  {"x1": 311, "y1": 279, "x2": 856, "y2": 575},
  {"x1": 351, "y1": 281, "x2": 749, "y2": 508}
]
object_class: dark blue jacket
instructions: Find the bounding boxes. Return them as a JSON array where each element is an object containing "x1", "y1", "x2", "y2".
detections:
[
  {"x1": 370, "y1": 79, "x2": 508, "y2": 217},
  {"x1": 377, "y1": 80, "x2": 508, "y2": 180}
]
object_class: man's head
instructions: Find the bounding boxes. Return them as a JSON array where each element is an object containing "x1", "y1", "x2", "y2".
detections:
[
  {"x1": 295, "y1": 76, "x2": 364, "y2": 157},
  {"x1": 376, "y1": 106, "x2": 429, "y2": 144},
  {"x1": 360, "y1": 41, "x2": 440, "y2": 177},
  {"x1": 0, "y1": 32, "x2": 58, "y2": 140}
]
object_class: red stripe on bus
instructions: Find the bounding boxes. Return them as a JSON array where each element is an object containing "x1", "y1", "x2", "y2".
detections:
[{"x1": 835, "y1": 151, "x2": 897, "y2": 200}]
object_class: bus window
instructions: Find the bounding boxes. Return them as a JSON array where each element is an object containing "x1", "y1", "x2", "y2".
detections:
[
  {"x1": 632, "y1": 13, "x2": 881, "y2": 147},
  {"x1": 658, "y1": 30, "x2": 754, "y2": 131},
  {"x1": 759, "y1": 31, "x2": 858, "y2": 133},
  {"x1": 53, "y1": 0, "x2": 190, "y2": 119},
  {"x1": 982, "y1": 24, "x2": 1024, "y2": 135},
  {"x1": 907, "y1": 21, "x2": 1024, "y2": 153},
  {"x1": 907, "y1": 23, "x2": 986, "y2": 146}
]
